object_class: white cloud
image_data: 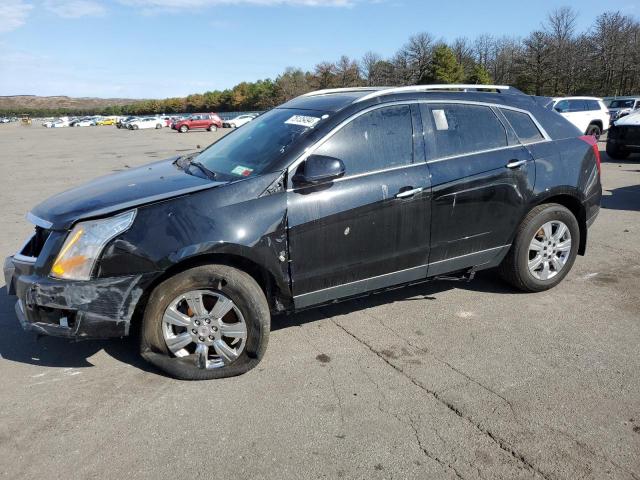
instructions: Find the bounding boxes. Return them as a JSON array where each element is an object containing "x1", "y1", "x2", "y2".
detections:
[
  {"x1": 0, "y1": 2, "x2": 33, "y2": 33},
  {"x1": 44, "y1": 0, "x2": 107, "y2": 18}
]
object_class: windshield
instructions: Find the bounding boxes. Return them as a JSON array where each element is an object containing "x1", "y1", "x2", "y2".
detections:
[
  {"x1": 610, "y1": 100, "x2": 634, "y2": 108},
  {"x1": 193, "y1": 108, "x2": 326, "y2": 178}
]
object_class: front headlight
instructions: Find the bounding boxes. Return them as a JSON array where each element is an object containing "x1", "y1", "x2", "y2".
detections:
[{"x1": 50, "y1": 210, "x2": 136, "y2": 280}]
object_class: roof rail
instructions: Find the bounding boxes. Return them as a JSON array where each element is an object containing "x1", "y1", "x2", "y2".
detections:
[
  {"x1": 354, "y1": 84, "x2": 523, "y2": 103},
  {"x1": 300, "y1": 87, "x2": 383, "y2": 98}
]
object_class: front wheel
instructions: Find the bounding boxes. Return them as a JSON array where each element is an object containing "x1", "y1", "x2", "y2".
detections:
[
  {"x1": 140, "y1": 264, "x2": 270, "y2": 380},
  {"x1": 208, "y1": 124, "x2": 217, "y2": 132},
  {"x1": 156, "y1": 123, "x2": 162, "y2": 129},
  {"x1": 499, "y1": 204, "x2": 579, "y2": 292},
  {"x1": 179, "y1": 125, "x2": 188, "y2": 133}
]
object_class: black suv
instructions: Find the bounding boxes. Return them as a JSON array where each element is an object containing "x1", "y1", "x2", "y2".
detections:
[{"x1": 4, "y1": 85, "x2": 602, "y2": 380}]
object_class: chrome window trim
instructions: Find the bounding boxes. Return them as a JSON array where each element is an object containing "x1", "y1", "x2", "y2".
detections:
[
  {"x1": 286, "y1": 99, "x2": 550, "y2": 190},
  {"x1": 26, "y1": 212, "x2": 53, "y2": 229}
]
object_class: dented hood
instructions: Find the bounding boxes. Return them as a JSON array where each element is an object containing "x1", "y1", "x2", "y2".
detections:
[{"x1": 30, "y1": 157, "x2": 227, "y2": 230}]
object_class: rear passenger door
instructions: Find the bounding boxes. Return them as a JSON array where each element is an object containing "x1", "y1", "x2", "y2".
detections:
[
  {"x1": 287, "y1": 104, "x2": 432, "y2": 308},
  {"x1": 421, "y1": 103, "x2": 537, "y2": 276}
]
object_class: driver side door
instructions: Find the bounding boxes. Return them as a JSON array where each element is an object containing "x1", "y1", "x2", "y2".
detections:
[{"x1": 286, "y1": 104, "x2": 432, "y2": 308}]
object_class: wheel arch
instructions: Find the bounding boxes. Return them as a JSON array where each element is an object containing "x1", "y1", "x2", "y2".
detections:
[
  {"x1": 129, "y1": 252, "x2": 290, "y2": 337},
  {"x1": 587, "y1": 119, "x2": 603, "y2": 132}
]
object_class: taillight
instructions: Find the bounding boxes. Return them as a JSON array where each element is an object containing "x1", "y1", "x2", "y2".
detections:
[{"x1": 579, "y1": 135, "x2": 601, "y2": 176}]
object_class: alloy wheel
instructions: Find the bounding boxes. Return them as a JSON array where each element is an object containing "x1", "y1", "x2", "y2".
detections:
[
  {"x1": 162, "y1": 289, "x2": 247, "y2": 369},
  {"x1": 528, "y1": 220, "x2": 572, "y2": 280}
]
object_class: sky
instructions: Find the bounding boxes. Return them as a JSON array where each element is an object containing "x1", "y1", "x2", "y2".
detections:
[{"x1": 0, "y1": 0, "x2": 638, "y2": 99}]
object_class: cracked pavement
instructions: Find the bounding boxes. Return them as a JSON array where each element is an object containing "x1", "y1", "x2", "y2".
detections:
[{"x1": 0, "y1": 124, "x2": 638, "y2": 479}]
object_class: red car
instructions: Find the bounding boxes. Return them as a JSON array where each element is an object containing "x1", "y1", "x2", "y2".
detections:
[{"x1": 172, "y1": 113, "x2": 223, "y2": 133}]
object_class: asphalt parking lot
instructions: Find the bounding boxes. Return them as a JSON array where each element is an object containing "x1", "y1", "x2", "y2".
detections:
[{"x1": 0, "y1": 123, "x2": 638, "y2": 480}]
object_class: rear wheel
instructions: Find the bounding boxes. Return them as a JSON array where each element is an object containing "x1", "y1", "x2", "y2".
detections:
[
  {"x1": 499, "y1": 204, "x2": 579, "y2": 292},
  {"x1": 140, "y1": 264, "x2": 270, "y2": 380},
  {"x1": 606, "y1": 143, "x2": 630, "y2": 159},
  {"x1": 586, "y1": 123, "x2": 601, "y2": 139},
  {"x1": 179, "y1": 125, "x2": 188, "y2": 133},
  {"x1": 156, "y1": 123, "x2": 162, "y2": 129}
]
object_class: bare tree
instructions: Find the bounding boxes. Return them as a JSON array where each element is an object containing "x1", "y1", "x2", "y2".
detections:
[
  {"x1": 397, "y1": 32, "x2": 435, "y2": 83},
  {"x1": 334, "y1": 55, "x2": 362, "y2": 87},
  {"x1": 360, "y1": 51, "x2": 382, "y2": 86},
  {"x1": 544, "y1": 7, "x2": 578, "y2": 95},
  {"x1": 518, "y1": 31, "x2": 553, "y2": 95}
]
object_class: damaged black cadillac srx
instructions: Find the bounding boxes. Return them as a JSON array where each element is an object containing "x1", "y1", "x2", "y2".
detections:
[{"x1": 4, "y1": 85, "x2": 602, "y2": 380}]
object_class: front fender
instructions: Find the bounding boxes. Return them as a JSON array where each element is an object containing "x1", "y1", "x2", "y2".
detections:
[{"x1": 97, "y1": 173, "x2": 289, "y2": 294}]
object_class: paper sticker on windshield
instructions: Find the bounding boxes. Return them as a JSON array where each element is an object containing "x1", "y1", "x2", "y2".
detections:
[
  {"x1": 285, "y1": 115, "x2": 321, "y2": 128},
  {"x1": 432, "y1": 109, "x2": 449, "y2": 130},
  {"x1": 231, "y1": 165, "x2": 254, "y2": 177}
]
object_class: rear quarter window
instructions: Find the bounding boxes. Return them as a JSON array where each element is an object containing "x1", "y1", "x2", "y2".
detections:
[
  {"x1": 423, "y1": 104, "x2": 508, "y2": 159},
  {"x1": 500, "y1": 109, "x2": 544, "y2": 143},
  {"x1": 585, "y1": 100, "x2": 600, "y2": 111}
]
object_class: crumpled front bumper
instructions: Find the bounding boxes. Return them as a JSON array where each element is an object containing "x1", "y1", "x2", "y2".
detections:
[{"x1": 4, "y1": 254, "x2": 158, "y2": 339}]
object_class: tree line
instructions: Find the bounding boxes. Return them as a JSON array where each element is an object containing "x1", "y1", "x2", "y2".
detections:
[{"x1": 3, "y1": 7, "x2": 639, "y2": 117}]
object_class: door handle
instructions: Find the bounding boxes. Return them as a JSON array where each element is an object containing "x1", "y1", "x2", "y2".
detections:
[
  {"x1": 396, "y1": 187, "x2": 423, "y2": 198},
  {"x1": 506, "y1": 159, "x2": 528, "y2": 169}
]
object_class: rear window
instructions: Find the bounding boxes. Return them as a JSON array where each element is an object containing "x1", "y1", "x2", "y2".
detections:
[
  {"x1": 500, "y1": 109, "x2": 544, "y2": 143},
  {"x1": 423, "y1": 104, "x2": 508, "y2": 159}
]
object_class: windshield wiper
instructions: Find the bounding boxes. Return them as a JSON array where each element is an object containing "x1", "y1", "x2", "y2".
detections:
[{"x1": 188, "y1": 160, "x2": 217, "y2": 180}]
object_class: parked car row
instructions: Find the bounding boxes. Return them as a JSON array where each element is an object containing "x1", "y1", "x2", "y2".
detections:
[
  {"x1": 34, "y1": 112, "x2": 262, "y2": 133},
  {"x1": 42, "y1": 115, "x2": 119, "y2": 128}
]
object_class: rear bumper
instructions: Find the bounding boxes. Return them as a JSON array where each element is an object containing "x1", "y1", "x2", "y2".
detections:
[{"x1": 4, "y1": 255, "x2": 157, "y2": 339}]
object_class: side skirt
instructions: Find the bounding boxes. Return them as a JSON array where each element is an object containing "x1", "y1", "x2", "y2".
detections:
[{"x1": 293, "y1": 245, "x2": 510, "y2": 310}]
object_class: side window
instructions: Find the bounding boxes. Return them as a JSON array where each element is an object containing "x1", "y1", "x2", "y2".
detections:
[
  {"x1": 585, "y1": 100, "x2": 600, "y2": 111},
  {"x1": 424, "y1": 104, "x2": 508, "y2": 159},
  {"x1": 567, "y1": 100, "x2": 586, "y2": 112},
  {"x1": 313, "y1": 105, "x2": 413, "y2": 176},
  {"x1": 500, "y1": 109, "x2": 544, "y2": 143}
]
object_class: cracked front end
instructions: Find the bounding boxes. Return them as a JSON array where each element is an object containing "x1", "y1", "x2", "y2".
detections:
[{"x1": 3, "y1": 214, "x2": 156, "y2": 339}]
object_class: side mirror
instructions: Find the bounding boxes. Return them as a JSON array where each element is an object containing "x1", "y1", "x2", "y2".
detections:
[{"x1": 292, "y1": 155, "x2": 345, "y2": 186}]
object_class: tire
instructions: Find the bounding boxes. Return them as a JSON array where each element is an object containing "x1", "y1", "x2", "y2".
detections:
[
  {"x1": 179, "y1": 125, "x2": 188, "y2": 133},
  {"x1": 606, "y1": 143, "x2": 630, "y2": 160},
  {"x1": 498, "y1": 203, "x2": 580, "y2": 292},
  {"x1": 586, "y1": 123, "x2": 601, "y2": 138},
  {"x1": 156, "y1": 124, "x2": 162, "y2": 129},
  {"x1": 140, "y1": 264, "x2": 270, "y2": 380},
  {"x1": 133, "y1": 125, "x2": 139, "y2": 130},
  {"x1": 208, "y1": 124, "x2": 217, "y2": 132}
]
